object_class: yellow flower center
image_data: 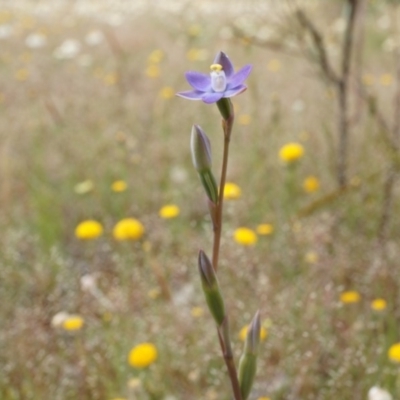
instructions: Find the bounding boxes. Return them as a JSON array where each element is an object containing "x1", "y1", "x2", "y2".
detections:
[{"x1": 210, "y1": 63, "x2": 223, "y2": 71}]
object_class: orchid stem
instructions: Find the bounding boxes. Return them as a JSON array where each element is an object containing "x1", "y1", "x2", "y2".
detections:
[{"x1": 212, "y1": 108, "x2": 234, "y2": 273}]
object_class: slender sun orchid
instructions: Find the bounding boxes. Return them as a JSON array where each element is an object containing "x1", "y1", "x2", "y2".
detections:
[{"x1": 177, "y1": 51, "x2": 252, "y2": 104}]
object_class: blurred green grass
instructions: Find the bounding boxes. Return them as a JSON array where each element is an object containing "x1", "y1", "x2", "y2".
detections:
[{"x1": 1, "y1": 1, "x2": 400, "y2": 399}]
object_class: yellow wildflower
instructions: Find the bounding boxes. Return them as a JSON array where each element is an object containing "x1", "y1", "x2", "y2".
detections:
[
  {"x1": 188, "y1": 24, "x2": 202, "y2": 37},
  {"x1": 371, "y1": 298, "x2": 387, "y2": 311},
  {"x1": 75, "y1": 220, "x2": 103, "y2": 240},
  {"x1": 159, "y1": 204, "x2": 180, "y2": 219},
  {"x1": 159, "y1": 86, "x2": 174, "y2": 99},
  {"x1": 305, "y1": 251, "x2": 318, "y2": 264},
  {"x1": 103, "y1": 72, "x2": 118, "y2": 86},
  {"x1": 128, "y1": 343, "x2": 158, "y2": 368},
  {"x1": 267, "y1": 59, "x2": 281, "y2": 72},
  {"x1": 62, "y1": 315, "x2": 84, "y2": 331},
  {"x1": 340, "y1": 290, "x2": 361, "y2": 304},
  {"x1": 362, "y1": 73, "x2": 375, "y2": 86},
  {"x1": 148, "y1": 288, "x2": 161, "y2": 299},
  {"x1": 257, "y1": 398, "x2": 271, "y2": 400},
  {"x1": 111, "y1": 180, "x2": 127, "y2": 192},
  {"x1": 113, "y1": 218, "x2": 144, "y2": 241},
  {"x1": 380, "y1": 73, "x2": 393, "y2": 86},
  {"x1": 191, "y1": 307, "x2": 205, "y2": 318},
  {"x1": 388, "y1": 343, "x2": 400, "y2": 363},
  {"x1": 279, "y1": 143, "x2": 304, "y2": 163},
  {"x1": 238, "y1": 114, "x2": 251, "y2": 125},
  {"x1": 74, "y1": 179, "x2": 94, "y2": 194},
  {"x1": 239, "y1": 325, "x2": 267, "y2": 341},
  {"x1": 145, "y1": 64, "x2": 160, "y2": 78},
  {"x1": 256, "y1": 224, "x2": 274, "y2": 235},
  {"x1": 186, "y1": 48, "x2": 209, "y2": 62},
  {"x1": 233, "y1": 227, "x2": 258, "y2": 246},
  {"x1": 223, "y1": 182, "x2": 242, "y2": 200},
  {"x1": 15, "y1": 68, "x2": 29, "y2": 81},
  {"x1": 303, "y1": 176, "x2": 320, "y2": 193},
  {"x1": 148, "y1": 49, "x2": 164, "y2": 64}
]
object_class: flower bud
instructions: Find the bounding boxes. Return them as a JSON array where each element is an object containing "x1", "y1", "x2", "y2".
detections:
[
  {"x1": 238, "y1": 310, "x2": 261, "y2": 400},
  {"x1": 198, "y1": 250, "x2": 225, "y2": 326},
  {"x1": 191, "y1": 125, "x2": 212, "y2": 173}
]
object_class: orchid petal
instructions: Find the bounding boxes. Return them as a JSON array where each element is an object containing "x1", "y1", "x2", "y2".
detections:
[
  {"x1": 213, "y1": 51, "x2": 234, "y2": 78},
  {"x1": 227, "y1": 65, "x2": 252, "y2": 88},
  {"x1": 176, "y1": 90, "x2": 204, "y2": 100},
  {"x1": 185, "y1": 71, "x2": 211, "y2": 91},
  {"x1": 223, "y1": 85, "x2": 247, "y2": 98},
  {"x1": 202, "y1": 92, "x2": 224, "y2": 104}
]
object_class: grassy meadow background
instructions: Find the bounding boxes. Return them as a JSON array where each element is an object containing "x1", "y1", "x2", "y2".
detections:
[{"x1": 1, "y1": 0, "x2": 400, "y2": 399}]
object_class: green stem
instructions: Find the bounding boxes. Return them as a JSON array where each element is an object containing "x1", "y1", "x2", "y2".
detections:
[{"x1": 212, "y1": 111, "x2": 234, "y2": 272}]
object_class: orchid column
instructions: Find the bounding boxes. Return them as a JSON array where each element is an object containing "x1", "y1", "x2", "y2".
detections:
[{"x1": 177, "y1": 52, "x2": 261, "y2": 400}]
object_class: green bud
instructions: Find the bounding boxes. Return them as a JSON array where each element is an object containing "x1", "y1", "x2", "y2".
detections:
[
  {"x1": 198, "y1": 250, "x2": 225, "y2": 326},
  {"x1": 238, "y1": 311, "x2": 261, "y2": 400},
  {"x1": 199, "y1": 170, "x2": 218, "y2": 204},
  {"x1": 216, "y1": 98, "x2": 233, "y2": 121},
  {"x1": 238, "y1": 353, "x2": 257, "y2": 400},
  {"x1": 191, "y1": 125, "x2": 212, "y2": 172}
]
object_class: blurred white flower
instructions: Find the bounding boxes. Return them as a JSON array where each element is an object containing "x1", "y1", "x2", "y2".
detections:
[
  {"x1": 85, "y1": 30, "x2": 104, "y2": 46},
  {"x1": 332, "y1": 18, "x2": 346, "y2": 34},
  {"x1": 105, "y1": 14, "x2": 124, "y2": 27},
  {"x1": 80, "y1": 274, "x2": 97, "y2": 292},
  {"x1": 25, "y1": 32, "x2": 47, "y2": 49},
  {"x1": 51, "y1": 311, "x2": 69, "y2": 328},
  {"x1": 292, "y1": 99, "x2": 305, "y2": 113},
  {"x1": 377, "y1": 15, "x2": 390, "y2": 31},
  {"x1": 368, "y1": 386, "x2": 393, "y2": 400},
  {"x1": 53, "y1": 39, "x2": 81, "y2": 60},
  {"x1": 382, "y1": 37, "x2": 397, "y2": 53},
  {"x1": 77, "y1": 54, "x2": 93, "y2": 67},
  {"x1": 0, "y1": 24, "x2": 13, "y2": 39}
]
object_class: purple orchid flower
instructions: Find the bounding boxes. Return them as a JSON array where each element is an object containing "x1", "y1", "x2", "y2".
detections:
[{"x1": 176, "y1": 51, "x2": 252, "y2": 104}]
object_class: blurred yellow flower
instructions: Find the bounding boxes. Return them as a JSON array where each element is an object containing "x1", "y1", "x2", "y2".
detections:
[
  {"x1": 239, "y1": 324, "x2": 267, "y2": 341},
  {"x1": 238, "y1": 114, "x2": 251, "y2": 125},
  {"x1": 111, "y1": 180, "x2": 127, "y2": 192},
  {"x1": 371, "y1": 298, "x2": 387, "y2": 311},
  {"x1": 380, "y1": 73, "x2": 393, "y2": 86},
  {"x1": 103, "y1": 72, "x2": 118, "y2": 86},
  {"x1": 113, "y1": 218, "x2": 144, "y2": 241},
  {"x1": 388, "y1": 343, "x2": 400, "y2": 363},
  {"x1": 159, "y1": 204, "x2": 180, "y2": 219},
  {"x1": 191, "y1": 306, "x2": 205, "y2": 318},
  {"x1": 340, "y1": 290, "x2": 361, "y2": 304},
  {"x1": 146, "y1": 64, "x2": 160, "y2": 78},
  {"x1": 256, "y1": 224, "x2": 274, "y2": 235},
  {"x1": 62, "y1": 315, "x2": 84, "y2": 331},
  {"x1": 257, "y1": 397, "x2": 271, "y2": 400},
  {"x1": 303, "y1": 176, "x2": 320, "y2": 193},
  {"x1": 188, "y1": 24, "x2": 202, "y2": 37},
  {"x1": 233, "y1": 227, "x2": 258, "y2": 246},
  {"x1": 74, "y1": 179, "x2": 94, "y2": 194},
  {"x1": 148, "y1": 288, "x2": 161, "y2": 299},
  {"x1": 148, "y1": 49, "x2": 164, "y2": 64},
  {"x1": 186, "y1": 48, "x2": 209, "y2": 62},
  {"x1": 305, "y1": 251, "x2": 318, "y2": 264},
  {"x1": 75, "y1": 220, "x2": 103, "y2": 240},
  {"x1": 279, "y1": 143, "x2": 304, "y2": 163},
  {"x1": 267, "y1": 59, "x2": 281, "y2": 72},
  {"x1": 110, "y1": 398, "x2": 127, "y2": 400},
  {"x1": 128, "y1": 343, "x2": 158, "y2": 368},
  {"x1": 15, "y1": 68, "x2": 29, "y2": 81},
  {"x1": 159, "y1": 86, "x2": 174, "y2": 99},
  {"x1": 362, "y1": 73, "x2": 375, "y2": 86},
  {"x1": 223, "y1": 182, "x2": 242, "y2": 200}
]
